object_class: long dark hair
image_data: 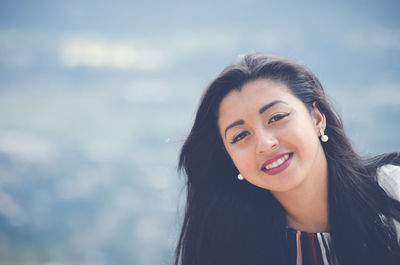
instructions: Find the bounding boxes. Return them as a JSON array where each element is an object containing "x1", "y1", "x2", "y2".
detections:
[{"x1": 175, "y1": 53, "x2": 400, "y2": 265}]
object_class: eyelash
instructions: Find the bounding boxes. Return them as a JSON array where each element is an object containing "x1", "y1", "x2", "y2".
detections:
[
  {"x1": 230, "y1": 131, "x2": 250, "y2": 144},
  {"x1": 230, "y1": 112, "x2": 291, "y2": 144},
  {"x1": 268, "y1": 112, "x2": 291, "y2": 124}
]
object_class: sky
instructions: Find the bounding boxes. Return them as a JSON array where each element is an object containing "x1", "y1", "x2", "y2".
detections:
[{"x1": 0, "y1": 1, "x2": 399, "y2": 265}]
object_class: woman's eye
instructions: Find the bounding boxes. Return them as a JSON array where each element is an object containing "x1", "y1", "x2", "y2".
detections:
[
  {"x1": 230, "y1": 131, "x2": 249, "y2": 144},
  {"x1": 268, "y1": 112, "x2": 290, "y2": 124}
]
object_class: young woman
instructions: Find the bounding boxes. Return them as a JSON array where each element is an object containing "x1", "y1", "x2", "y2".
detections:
[{"x1": 174, "y1": 53, "x2": 400, "y2": 265}]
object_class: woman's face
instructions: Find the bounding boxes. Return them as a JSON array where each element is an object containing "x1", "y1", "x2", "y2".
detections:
[{"x1": 217, "y1": 78, "x2": 327, "y2": 194}]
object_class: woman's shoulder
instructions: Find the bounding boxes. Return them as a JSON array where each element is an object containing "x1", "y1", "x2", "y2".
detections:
[{"x1": 377, "y1": 164, "x2": 400, "y2": 201}]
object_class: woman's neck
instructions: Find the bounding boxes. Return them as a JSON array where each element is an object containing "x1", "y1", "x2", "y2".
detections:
[
  {"x1": 284, "y1": 191, "x2": 329, "y2": 233},
  {"x1": 273, "y1": 154, "x2": 329, "y2": 233}
]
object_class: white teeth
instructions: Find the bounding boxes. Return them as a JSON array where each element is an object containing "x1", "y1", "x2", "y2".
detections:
[{"x1": 264, "y1": 154, "x2": 290, "y2": 170}]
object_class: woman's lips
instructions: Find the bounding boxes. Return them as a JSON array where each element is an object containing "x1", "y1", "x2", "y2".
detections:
[{"x1": 261, "y1": 152, "x2": 293, "y2": 175}]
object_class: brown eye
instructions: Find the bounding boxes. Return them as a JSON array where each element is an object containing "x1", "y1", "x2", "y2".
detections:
[
  {"x1": 231, "y1": 131, "x2": 250, "y2": 144},
  {"x1": 268, "y1": 112, "x2": 290, "y2": 124}
]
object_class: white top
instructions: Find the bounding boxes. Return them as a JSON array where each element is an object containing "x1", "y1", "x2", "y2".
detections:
[{"x1": 377, "y1": 164, "x2": 400, "y2": 242}]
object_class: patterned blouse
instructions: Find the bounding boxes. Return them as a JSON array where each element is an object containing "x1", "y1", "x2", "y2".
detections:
[{"x1": 284, "y1": 164, "x2": 400, "y2": 265}]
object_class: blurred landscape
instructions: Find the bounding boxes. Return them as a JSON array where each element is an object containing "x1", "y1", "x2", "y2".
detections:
[{"x1": 0, "y1": 1, "x2": 399, "y2": 265}]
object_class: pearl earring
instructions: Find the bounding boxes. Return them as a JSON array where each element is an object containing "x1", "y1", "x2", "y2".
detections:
[
  {"x1": 319, "y1": 128, "x2": 328, "y2": 142},
  {"x1": 237, "y1": 173, "x2": 244, "y2": 180}
]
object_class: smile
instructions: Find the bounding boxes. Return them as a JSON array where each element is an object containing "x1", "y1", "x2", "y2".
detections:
[
  {"x1": 264, "y1": 154, "x2": 290, "y2": 169},
  {"x1": 261, "y1": 152, "x2": 293, "y2": 175}
]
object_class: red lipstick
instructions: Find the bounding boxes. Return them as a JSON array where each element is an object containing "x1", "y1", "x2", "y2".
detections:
[{"x1": 261, "y1": 152, "x2": 293, "y2": 175}]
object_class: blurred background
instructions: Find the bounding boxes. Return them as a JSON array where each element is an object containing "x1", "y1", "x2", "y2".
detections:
[{"x1": 0, "y1": 0, "x2": 399, "y2": 264}]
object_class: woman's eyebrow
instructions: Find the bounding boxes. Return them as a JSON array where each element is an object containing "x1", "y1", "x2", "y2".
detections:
[
  {"x1": 259, "y1": 100, "x2": 288, "y2": 114},
  {"x1": 224, "y1": 120, "x2": 244, "y2": 137},
  {"x1": 224, "y1": 100, "x2": 288, "y2": 138}
]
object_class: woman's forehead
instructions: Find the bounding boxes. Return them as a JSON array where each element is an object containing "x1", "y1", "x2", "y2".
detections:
[{"x1": 218, "y1": 80, "x2": 294, "y2": 116}]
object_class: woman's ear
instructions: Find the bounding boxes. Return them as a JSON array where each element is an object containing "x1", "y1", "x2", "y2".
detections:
[{"x1": 312, "y1": 101, "x2": 326, "y2": 131}]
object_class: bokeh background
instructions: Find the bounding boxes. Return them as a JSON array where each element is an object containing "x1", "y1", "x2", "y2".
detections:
[{"x1": 0, "y1": 1, "x2": 399, "y2": 265}]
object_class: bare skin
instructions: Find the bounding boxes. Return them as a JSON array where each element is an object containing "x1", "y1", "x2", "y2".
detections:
[{"x1": 273, "y1": 147, "x2": 329, "y2": 233}]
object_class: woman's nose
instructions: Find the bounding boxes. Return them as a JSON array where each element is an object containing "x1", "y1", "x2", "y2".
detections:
[{"x1": 255, "y1": 131, "x2": 279, "y2": 154}]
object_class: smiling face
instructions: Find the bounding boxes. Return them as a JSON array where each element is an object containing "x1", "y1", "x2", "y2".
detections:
[{"x1": 218, "y1": 78, "x2": 327, "y2": 195}]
